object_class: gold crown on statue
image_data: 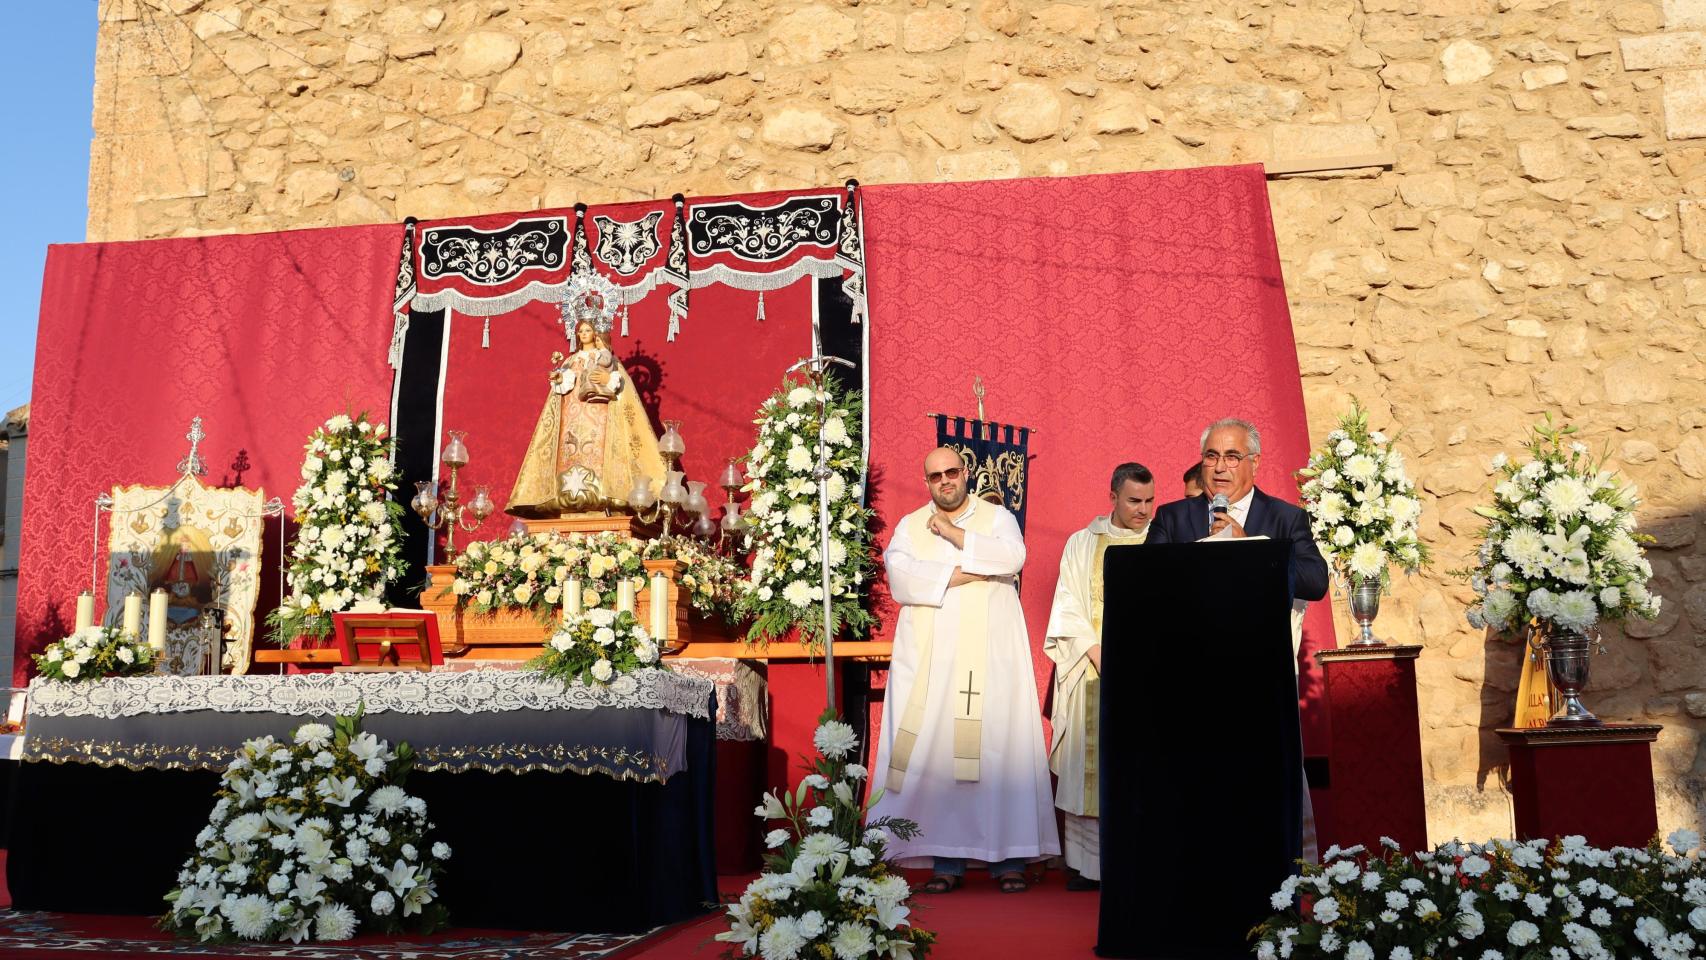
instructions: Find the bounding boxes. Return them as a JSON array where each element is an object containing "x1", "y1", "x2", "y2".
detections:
[{"x1": 560, "y1": 270, "x2": 620, "y2": 335}]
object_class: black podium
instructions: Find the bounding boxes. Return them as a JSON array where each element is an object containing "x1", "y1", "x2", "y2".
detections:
[{"x1": 1096, "y1": 540, "x2": 1303, "y2": 959}]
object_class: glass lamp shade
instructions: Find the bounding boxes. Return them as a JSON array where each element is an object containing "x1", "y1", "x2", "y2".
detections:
[
  {"x1": 720, "y1": 502, "x2": 743, "y2": 532},
  {"x1": 411, "y1": 480, "x2": 439, "y2": 519},
  {"x1": 440, "y1": 430, "x2": 470, "y2": 468},
  {"x1": 692, "y1": 512, "x2": 718, "y2": 538},
  {"x1": 658, "y1": 420, "x2": 686, "y2": 458},
  {"x1": 685, "y1": 481, "x2": 709, "y2": 516},
  {"x1": 661, "y1": 470, "x2": 687, "y2": 505},
  {"x1": 507, "y1": 518, "x2": 528, "y2": 539},
  {"x1": 628, "y1": 477, "x2": 656, "y2": 510},
  {"x1": 469, "y1": 485, "x2": 495, "y2": 520},
  {"x1": 717, "y1": 458, "x2": 744, "y2": 491}
]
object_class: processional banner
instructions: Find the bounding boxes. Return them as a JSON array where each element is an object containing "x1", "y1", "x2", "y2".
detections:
[{"x1": 935, "y1": 415, "x2": 1033, "y2": 533}]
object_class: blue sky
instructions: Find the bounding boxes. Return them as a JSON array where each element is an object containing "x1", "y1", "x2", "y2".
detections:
[{"x1": 0, "y1": 3, "x2": 96, "y2": 416}]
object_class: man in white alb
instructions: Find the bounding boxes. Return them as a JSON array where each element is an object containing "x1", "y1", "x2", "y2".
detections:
[
  {"x1": 1043, "y1": 462, "x2": 1156, "y2": 891},
  {"x1": 870, "y1": 447, "x2": 1060, "y2": 894}
]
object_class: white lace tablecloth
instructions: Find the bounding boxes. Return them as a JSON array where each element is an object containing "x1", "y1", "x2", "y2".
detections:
[
  {"x1": 25, "y1": 668, "x2": 713, "y2": 721},
  {"x1": 21, "y1": 669, "x2": 716, "y2": 780}
]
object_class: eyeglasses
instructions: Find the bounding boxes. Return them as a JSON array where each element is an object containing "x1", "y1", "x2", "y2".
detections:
[
  {"x1": 926, "y1": 466, "x2": 965, "y2": 483},
  {"x1": 1202, "y1": 452, "x2": 1249, "y2": 467}
]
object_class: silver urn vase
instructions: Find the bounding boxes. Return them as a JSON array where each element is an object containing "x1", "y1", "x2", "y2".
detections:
[
  {"x1": 1541, "y1": 626, "x2": 1601, "y2": 727},
  {"x1": 1348, "y1": 576, "x2": 1383, "y2": 646}
]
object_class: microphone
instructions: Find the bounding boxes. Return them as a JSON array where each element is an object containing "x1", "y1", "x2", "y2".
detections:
[{"x1": 1210, "y1": 493, "x2": 1230, "y2": 515}]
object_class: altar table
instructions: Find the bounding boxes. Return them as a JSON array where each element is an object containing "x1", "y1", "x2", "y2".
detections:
[{"x1": 5, "y1": 671, "x2": 719, "y2": 933}]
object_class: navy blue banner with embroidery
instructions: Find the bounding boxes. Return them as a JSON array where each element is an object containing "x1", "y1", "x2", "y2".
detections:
[{"x1": 935, "y1": 416, "x2": 1033, "y2": 533}]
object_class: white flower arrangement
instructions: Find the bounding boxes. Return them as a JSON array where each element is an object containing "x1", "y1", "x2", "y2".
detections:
[
  {"x1": 718, "y1": 718, "x2": 934, "y2": 960},
  {"x1": 740, "y1": 372, "x2": 876, "y2": 648},
  {"x1": 1462, "y1": 417, "x2": 1661, "y2": 638},
  {"x1": 447, "y1": 531, "x2": 747, "y2": 625},
  {"x1": 33, "y1": 625, "x2": 156, "y2": 682},
  {"x1": 270, "y1": 413, "x2": 408, "y2": 643},
  {"x1": 163, "y1": 711, "x2": 451, "y2": 943},
  {"x1": 1255, "y1": 833, "x2": 1706, "y2": 960},
  {"x1": 527, "y1": 607, "x2": 660, "y2": 686},
  {"x1": 1298, "y1": 400, "x2": 1429, "y2": 588}
]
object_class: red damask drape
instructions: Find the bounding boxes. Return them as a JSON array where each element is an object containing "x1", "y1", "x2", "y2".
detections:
[
  {"x1": 862, "y1": 164, "x2": 1335, "y2": 748},
  {"x1": 14, "y1": 225, "x2": 402, "y2": 683}
]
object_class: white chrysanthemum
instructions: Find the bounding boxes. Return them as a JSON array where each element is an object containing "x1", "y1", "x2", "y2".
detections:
[
  {"x1": 223, "y1": 893, "x2": 274, "y2": 939},
  {"x1": 1604, "y1": 532, "x2": 1641, "y2": 566},
  {"x1": 1483, "y1": 590, "x2": 1518, "y2": 628},
  {"x1": 814, "y1": 721, "x2": 858, "y2": 759},
  {"x1": 1552, "y1": 590, "x2": 1599, "y2": 632},
  {"x1": 1316, "y1": 493, "x2": 1347, "y2": 525},
  {"x1": 786, "y1": 503, "x2": 814, "y2": 528},
  {"x1": 783, "y1": 580, "x2": 813, "y2": 607},
  {"x1": 786, "y1": 445, "x2": 814, "y2": 474},
  {"x1": 367, "y1": 785, "x2": 408, "y2": 816},
  {"x1": 1541, "y1": 476, "x2": 1592, "y2": 519},
  {"x1": 761, "y1": 916, "x2": 807, "y2": 960},
  {"x1": 1507, "y1": 920, "x2": 1540, "y2": 946},
  {"x1": 1502, "y1": 527, "x2": 1548, "y2": 576},
  {"x1": 787, "y1": 387, "x2": 815, "y2": 408},
  {"x1": 831, "y1": 922, "x2": 875, "y2": 960},
  {"x1": 1332, "y1": 526, "x2": 1355, "y2": 548},
  {"x1": 823, "y1": 417, "x2": 850, "y2": 446},
  {"x1": 1335, "y1": 438, "x2": 1357, "y2": 457},
  {"x1": 294, "y1": 723, "x2": 333, "y2": 749},
  {"x1": 1347, "y1": 541, "x2": 1385, "y2": 580},
  {"x1": 1342, "y1": 454, "x2": 1378, "y2": 482},
  {"x1": 591, "y1": 659, "x2": 615, "y2": 682},
  {"x1": 314, "y1": 902, "x2": 358, "y2": 941}
]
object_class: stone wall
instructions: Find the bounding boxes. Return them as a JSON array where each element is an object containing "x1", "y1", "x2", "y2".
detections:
[{"x1": 92, "y1": 0, "x2": 1706, "y2": 841}]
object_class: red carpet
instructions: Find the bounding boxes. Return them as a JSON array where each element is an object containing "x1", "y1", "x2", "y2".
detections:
[
  {"x1": 0, "y1": 853, "x2": 1099, "y2": 959},
  {"x1": 629, "y1": 870, "x2": 1102, "y2": 960}
]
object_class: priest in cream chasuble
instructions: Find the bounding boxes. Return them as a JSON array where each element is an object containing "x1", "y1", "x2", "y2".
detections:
[
  {"x1": 870, "y1": 448, "x2": 1060, "y2": 889},
  {"x1": 1043, "y1": 462, "x2": 1157, "y2": 887}
]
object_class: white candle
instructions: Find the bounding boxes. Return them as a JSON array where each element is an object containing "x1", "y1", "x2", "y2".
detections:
[
  {"x1": 650, "y1": 573, "x2": 669, "y2": 640},
  {"x1": 148, "y1": 589, "x2": 169, "y2": 651},
  {"x1": 122, "y1": 593, "x2": 143, "y2": 638},
  {"x1": 74, "y1": 593, "x2": 94, "y2": 632},
  {"x1": 617, "y1": 580, "x2": 636, "y2": 614},
  {"x1": 564, "y1": 578, "x2": 582, "y2": 621}
]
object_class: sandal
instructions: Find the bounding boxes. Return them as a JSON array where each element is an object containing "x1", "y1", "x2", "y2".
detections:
[
  {"x1": 997, "y1": 872, "x2": 1028, "y2": 894},
  {"x1": 922, "y1": 874, "x2": 962, "y2": 894}
]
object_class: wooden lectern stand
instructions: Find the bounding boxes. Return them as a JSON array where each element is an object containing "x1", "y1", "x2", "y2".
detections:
[
  {"x1": 1314, "y1": 644, "x2": 1428, "y2": 853},
  {"x1": 1098, "y1": 540, "x2": 1302, "y2": 960}
]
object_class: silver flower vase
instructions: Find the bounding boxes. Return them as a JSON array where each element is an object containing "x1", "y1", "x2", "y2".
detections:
[
  {"x1": 1348, "y1": 576, "x2": 1383, "y2": 646},
  {"x1": 1542, "y1": 626, "x2": 1601, "y2": 727}
]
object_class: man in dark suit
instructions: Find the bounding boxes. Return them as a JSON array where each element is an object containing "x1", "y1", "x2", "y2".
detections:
[{"x1": 1148, "y1": 417, "x2": 1329, "y2": 603}]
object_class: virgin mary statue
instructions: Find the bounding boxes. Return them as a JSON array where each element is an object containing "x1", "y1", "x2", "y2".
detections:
[{"x1": 506, "y1": 273, "x2": 668, "y2": 518}]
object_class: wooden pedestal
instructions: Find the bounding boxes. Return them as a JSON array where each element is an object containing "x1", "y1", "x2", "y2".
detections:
[
  {"x1": 1498, "y1": 724, "x2": 1661, "y2": 848},
  {"x1": 1315, "y1": 644, "x2": 1428, "y2": 853}
]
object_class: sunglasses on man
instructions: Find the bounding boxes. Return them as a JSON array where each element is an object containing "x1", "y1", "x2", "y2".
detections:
[{"x1": 926, "y1": 466, "x2": 965, "y2": 483}]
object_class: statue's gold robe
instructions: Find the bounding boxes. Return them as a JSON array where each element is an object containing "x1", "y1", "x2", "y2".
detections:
[{"x1": 507, "y1": 350, "x2": 668, "y2": 518}]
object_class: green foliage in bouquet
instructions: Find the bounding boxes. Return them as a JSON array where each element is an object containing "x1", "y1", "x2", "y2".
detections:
[
  {"x1": 33, "y1": 625, "x2": 156, "y2": 682},
  {"x1": 718, "y1": 709, "x2": 935, "y2": 960},
  {"x1": 739, "y1": 373, "x2": 877, "y2": 650},
  {"x1": 162, "y1": 710, "x2": 452, "y2": 944},
  {"x1": 526, "y1": 607, "x2": 661, "y2": 687}
]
